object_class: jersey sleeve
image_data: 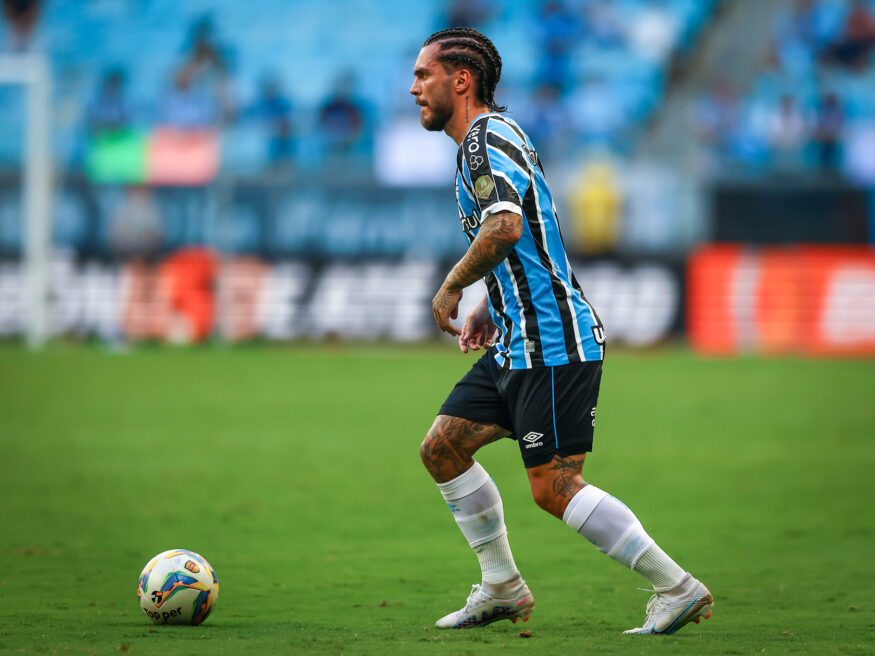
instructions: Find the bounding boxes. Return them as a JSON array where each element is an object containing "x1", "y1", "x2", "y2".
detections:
[{"x1": 459, "y1": 117, "x2": 529, "y2": 222}]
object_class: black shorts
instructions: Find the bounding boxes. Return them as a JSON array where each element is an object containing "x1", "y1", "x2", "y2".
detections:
[{"x1": 439, "y1": 347, "x2": 603, "y2": 468}]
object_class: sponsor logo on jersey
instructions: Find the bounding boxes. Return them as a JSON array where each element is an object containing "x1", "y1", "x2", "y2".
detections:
[
  {"x1": 466, "y1": 124, "x2": 482, "y2": 153},
  {"x1": 475, "y1": 175, "x2": 495, "y2": 199},
  {"x1": 460, "y1": 212, "x2": 478, "y2": 232}
]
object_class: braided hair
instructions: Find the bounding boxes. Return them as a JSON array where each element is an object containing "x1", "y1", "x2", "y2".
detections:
[{"x1": 423, "y1": 27, "x2": 507, "y2": 113}]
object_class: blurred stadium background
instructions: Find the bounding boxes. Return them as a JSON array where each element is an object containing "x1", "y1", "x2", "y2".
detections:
[
  {"x1": 2, "y1": 3, "x2": 874, "y2": 653},
  {"x1": 0, "y1": 0, "x2": 873, "y2": 355}
]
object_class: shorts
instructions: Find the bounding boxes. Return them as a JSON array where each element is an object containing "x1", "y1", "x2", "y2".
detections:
[{"x1": 439, "y1": 347, "x2": 603, "y2": 468}]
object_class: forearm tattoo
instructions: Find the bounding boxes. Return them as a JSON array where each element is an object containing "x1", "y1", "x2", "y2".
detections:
[{"x1": 444, "y1": 212, "x2": 522, "y2": 291}]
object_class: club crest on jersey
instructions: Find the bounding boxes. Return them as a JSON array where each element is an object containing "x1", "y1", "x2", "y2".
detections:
[{"x1": 474, "y1": 175, "x2": 495, "y2": 199}]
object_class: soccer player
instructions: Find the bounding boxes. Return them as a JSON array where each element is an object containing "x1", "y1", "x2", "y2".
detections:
[{"x1": 410, "y1": 28, "x2": 713, "y2": 635}]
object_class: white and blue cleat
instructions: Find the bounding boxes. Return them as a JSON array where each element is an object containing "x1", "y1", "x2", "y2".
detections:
[{"x1": 624, "y1": 574, "x2": 713, "y2": 635}]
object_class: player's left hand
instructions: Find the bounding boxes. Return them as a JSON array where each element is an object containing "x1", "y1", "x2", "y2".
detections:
[
  {"x1": 459, "y1": 298, "x2": 496, "y2": 353},
  {"x1": 432, "y1": 285, "x2": 462, "y2": 336}
]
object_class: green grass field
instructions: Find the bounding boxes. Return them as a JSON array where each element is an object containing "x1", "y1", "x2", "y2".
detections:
[{"x1": 0, "y1": 343, "x2": 872, "y2": 655}]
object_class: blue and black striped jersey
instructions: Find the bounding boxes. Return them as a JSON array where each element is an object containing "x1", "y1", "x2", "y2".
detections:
[{"x1": 455, "y1": 112, "x2": 605, "y2": 369}]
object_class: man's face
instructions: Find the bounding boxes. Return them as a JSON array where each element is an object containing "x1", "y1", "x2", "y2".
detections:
[{"x1": 410, "y1": 44, "x2": 455, "y2": 132}]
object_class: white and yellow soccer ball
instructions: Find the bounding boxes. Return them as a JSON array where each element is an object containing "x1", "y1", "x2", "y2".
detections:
[{"x1": 137, "y1": 549, "x2": 219, "y2": 625}]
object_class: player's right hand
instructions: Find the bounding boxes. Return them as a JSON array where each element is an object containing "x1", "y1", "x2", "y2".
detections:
[{"x1": 432, "y1": 285, "x2": 463, "y2": 337}]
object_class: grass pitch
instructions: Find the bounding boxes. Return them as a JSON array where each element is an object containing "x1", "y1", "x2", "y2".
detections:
[{"x1": 0, "y1": 343, "x2": 872, "y2": 655}]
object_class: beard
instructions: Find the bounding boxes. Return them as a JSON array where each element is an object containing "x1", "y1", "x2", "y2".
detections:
[{"x1": 420, "y1": 93, "x2": 453, "y2": 132}]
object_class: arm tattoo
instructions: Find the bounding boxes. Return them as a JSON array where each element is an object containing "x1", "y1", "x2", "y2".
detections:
[{"x1": 444, "y1": 211, "x2": 523, "y2": 291}]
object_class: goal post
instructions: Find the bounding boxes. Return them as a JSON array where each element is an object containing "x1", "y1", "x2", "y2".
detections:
[{"x1": 0, "y1": 53, "x2": 52, "y2": 349}]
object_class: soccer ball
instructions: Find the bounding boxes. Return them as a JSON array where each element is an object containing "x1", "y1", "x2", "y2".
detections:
[{"x1": 137, "y1": 549, "x2": 219, "y2": 625}]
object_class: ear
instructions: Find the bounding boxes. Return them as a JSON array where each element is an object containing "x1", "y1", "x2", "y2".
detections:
[{"x1": 455, "y1": 68, "x2": 473, "y2": 95}]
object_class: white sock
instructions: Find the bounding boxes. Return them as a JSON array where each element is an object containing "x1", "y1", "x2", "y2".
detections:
[
  {"x1": 563, "y1": 485, "x2": 685, "y2": 591},
  {"x1": 633, "y1": 544, "x2": 688, "y2": 592},
  {"x1": 436, "y1": 461, "x2": 519, "y2": 584},
  {"x1": 474, "y1": 539, "x2": 520, "y2": 588}
]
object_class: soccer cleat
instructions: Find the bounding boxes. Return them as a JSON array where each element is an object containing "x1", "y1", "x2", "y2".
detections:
[
  {"x1": 435, "y1": 582, "x2": 535, "y2": 629},
  {"x1": 623, "y1": 574, "x2": 713, "y2": 635}
]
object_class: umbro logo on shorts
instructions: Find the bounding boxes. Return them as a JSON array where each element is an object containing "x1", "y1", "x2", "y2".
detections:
[{"x1": 522, "y1": 432, "x2": 544, "y2": 449}]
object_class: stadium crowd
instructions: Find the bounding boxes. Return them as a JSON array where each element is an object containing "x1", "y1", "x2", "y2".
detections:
[
  {"x1": 691, "y1": 0, "x2": 875, "y2": 182},
  {"x1": 1, "y1": 0, "x2": 717, "y2": 176}
]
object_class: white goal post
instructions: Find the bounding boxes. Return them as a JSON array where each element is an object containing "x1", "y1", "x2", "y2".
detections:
[{"x1": 0, "y1": 53, "x2": 51, "y2": 349}]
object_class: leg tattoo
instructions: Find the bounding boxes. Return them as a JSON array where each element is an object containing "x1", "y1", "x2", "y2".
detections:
[
  {"x1": 420, "y1": 415, "x2": 509, "y2": 483},
  {"x1": 547, "y1": 454, "x2": 587, "y2": 501},
  {"x1": 526, "y1": 453, "x2": 588, "y2": 519}
]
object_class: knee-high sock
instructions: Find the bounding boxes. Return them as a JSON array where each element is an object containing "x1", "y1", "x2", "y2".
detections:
[
  {"x1": 436, "y1": 461, "x2": 519, "y2": 585},
  {"x1": 563, "y1": 485, "x2": 686, "y2": 591}
]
